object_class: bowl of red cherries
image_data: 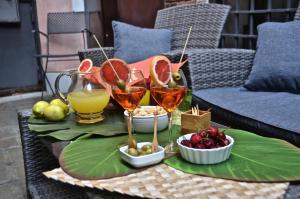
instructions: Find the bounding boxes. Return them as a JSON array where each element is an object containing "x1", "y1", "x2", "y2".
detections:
[{"x1": 177, "y1": 127, "x2": 234, "y2": 164}]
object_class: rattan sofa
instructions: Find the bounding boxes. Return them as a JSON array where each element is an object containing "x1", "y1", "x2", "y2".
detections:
[{"x1": 189, "y1": 6, "x2": 300, "y2": 148}]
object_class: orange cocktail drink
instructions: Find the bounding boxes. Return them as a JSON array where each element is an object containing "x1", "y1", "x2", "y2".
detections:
[
  {"x1": 150, "y1": 56, "x2": 187, "y2": 152},
  {"x1": 150, "y1": 86, "x2": 186, "y2": 113},
  {"x1": 111, "y1": 71, "x2": 146, "y2": 149},
  {"x1": 100, "y1": 59, "x2": 146, "y2": 149},
  {"x1": 112, "y1": 87, "x2": 146, "y2": 112}
]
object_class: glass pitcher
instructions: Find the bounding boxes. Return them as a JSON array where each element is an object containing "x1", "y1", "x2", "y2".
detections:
[{"x1": 55, "y1": 69, "x2": 110, "y2": 124}]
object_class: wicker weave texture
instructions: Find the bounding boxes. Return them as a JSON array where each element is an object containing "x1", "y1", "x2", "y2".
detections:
[
  {"x1": 18, "y1": 111, "x2": 89, "y2": 199},
  {"x1": 187, "y1": 49, "x2": 255, "y2": 91},
  {"x1": 18, "y1": 111, "x2": 60, "y2": 183},
  {"x1": 78, "y1": 47, "x2": 114, "y2": 66},
  {"x1": 155, "y1": 3, "x2": 230, "y2": 50},
  {"x1": 44, "y1": 164, "x2": 288, "y2": 199}
]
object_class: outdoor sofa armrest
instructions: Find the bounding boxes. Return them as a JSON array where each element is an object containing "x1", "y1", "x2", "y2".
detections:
[
  {"x1": 78, "y1": 47, "x2": 115, "y2": 66},
  {"x1": 187, "y1": 48, "x2": 255, "y2": 91}
]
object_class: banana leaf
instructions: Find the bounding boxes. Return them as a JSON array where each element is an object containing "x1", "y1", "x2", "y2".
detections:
[
  {"x1": 28, "y1": 110, "x2": 127, "y2": 140},
  {"x1": 59, "y1": 125, "x2": 181, "y2": 179},
  {"x1": 165, "y1": 129, "x2": 300, "y2": 182}
]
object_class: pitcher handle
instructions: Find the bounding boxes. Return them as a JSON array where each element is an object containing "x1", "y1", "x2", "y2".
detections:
[{"x1": 55, "y1": 72, "x2": 70, "y2": 104}]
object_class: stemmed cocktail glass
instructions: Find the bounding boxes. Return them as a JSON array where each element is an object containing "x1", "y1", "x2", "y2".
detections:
[
  {"x1": 110, "y1": 70, "x2": 146, "y2": 149},
  {"x1": 150, "y1": 70, "x2": 187, "y2": 153}
]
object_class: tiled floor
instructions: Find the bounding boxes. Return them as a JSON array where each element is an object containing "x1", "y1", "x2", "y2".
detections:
[{"x1": 0, "y1": 93, "x2": 41, "y2": 199}]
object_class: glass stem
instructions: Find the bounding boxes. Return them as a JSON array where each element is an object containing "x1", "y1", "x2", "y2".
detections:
[
  {"x1": 127, "y1": 111, "x2": 136, "y2": 148},
  {"x1": 128, "y1": 111, "x2": 133, "y2": 139},
  {"x1": 168, "y1": 112, "x2": 173, "y2": 146}
]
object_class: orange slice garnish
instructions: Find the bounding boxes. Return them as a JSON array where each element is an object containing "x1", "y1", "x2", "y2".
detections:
[
  {"x1": 78, "y1": 58, "x2": 93, "y2": 73},
  {"x1": 150, "y1": 56, "x2": 172, "y2": 87},
  {"x1": 100, "y1": 58, "x2": 129, "y2": 86}
]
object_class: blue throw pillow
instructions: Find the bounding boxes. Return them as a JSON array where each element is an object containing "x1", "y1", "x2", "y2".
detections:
[
  {"x1": 112, "y1": 21, "x2": 172, "y2": 63},
  {"x1": 244, "y1": 21, "x2": 300, "y2": 93}
]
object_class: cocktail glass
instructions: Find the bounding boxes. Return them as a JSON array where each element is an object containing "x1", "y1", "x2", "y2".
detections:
[
  {"x1": 150, "y1": 70, "x2": 187, "y2": 152},
  {"x1": 55, "y1": 70, "x2": 110, "y2": 124},
  {"x1": 110, "y1": 70, "x2": 146, "y2": 149}
]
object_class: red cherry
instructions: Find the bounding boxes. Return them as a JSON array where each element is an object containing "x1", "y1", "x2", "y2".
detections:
[
  {"x1": 208, "y1": 132, "x2": 219, "y2": 139},
  {"x1": 217, "y1": 139, "x2": 226, "y2": 147},
  {"x1": 207, "y1": 127, "x2": 219, "y2": 137},
  {"x1": 190, "y1": 133, "x2": 202, "y2": 145},
  {"x1": 203, "y1": 138, "x2": 215, "y2": 149},
  {"x1": 198, "y1": 131, "x2": 208, "y2": 138},
  {"x1": 181, "y1": 140, "x2": 192, "y2": 148},
  {"x1": 224, "y1": 139, "x2": 230, "y2": 146},
  {"x1": 218, "y1": 131, "x2": 226, "y2": 140},
  {"x1": 194, "y1": 143, "x2": 206, "y2": 149}
]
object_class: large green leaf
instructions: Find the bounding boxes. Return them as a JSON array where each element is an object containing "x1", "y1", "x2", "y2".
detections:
[
  {"x1": 59, "y1": 126, "x2": 181, "y2": 179},
  {"x1": 28, "y1": 110, "x2": 127, "y2": 140},
  {"x1": 165, "y1": 129, "x2": 300, "y2": 182}
]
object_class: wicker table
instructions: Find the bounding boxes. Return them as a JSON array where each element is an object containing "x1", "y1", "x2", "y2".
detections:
[{"x1": 18, "y1": 110, "x2": 300, "y2": 199}]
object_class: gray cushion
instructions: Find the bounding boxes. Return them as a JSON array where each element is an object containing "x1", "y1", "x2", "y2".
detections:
[
  {"x1": 193, "y1": 87, "x2": 300, "y2": 133},
  {"x1": 244, "y1": 21, "x2": 300, "y2": 93},
  {"x1": 112, "y1": 21, "x2": 172, "y2": 63}
]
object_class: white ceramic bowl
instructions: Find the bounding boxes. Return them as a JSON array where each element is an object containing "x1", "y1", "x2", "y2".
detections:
[
  {"x1": 119, "y1": 142, "x2": 165, "y2": 168},
  {"x1": 124, "y1": 106, "x2": 168, "y2": 133},
  {"x1": 177, "y1": 133, "x2": 234, "y2": 164}
]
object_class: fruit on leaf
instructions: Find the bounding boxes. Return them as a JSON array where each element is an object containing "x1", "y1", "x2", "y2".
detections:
[
  {"x1": 32, "y1": 101, "x2": 49, "y2": 118},
  {"x1": 100, "y1": 58, "x2": 129, "y2": 86},
  {"x1": 43, "y1": 104, "x2": 66, "y2": 121},
  {"x1": 50, "y1": 98, "x2": 69, "y2": 114},
  {"x1": 78, "y1": 58, "x2": 93, "y2": 73},
  {"x1": 150, "y1": 55, "x2": 172, "y2": 87}
]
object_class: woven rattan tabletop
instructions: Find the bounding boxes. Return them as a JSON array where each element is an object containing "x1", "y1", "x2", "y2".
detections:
[{"x1": 44, "y1": 163, "x2": 288, "y2": 199}]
